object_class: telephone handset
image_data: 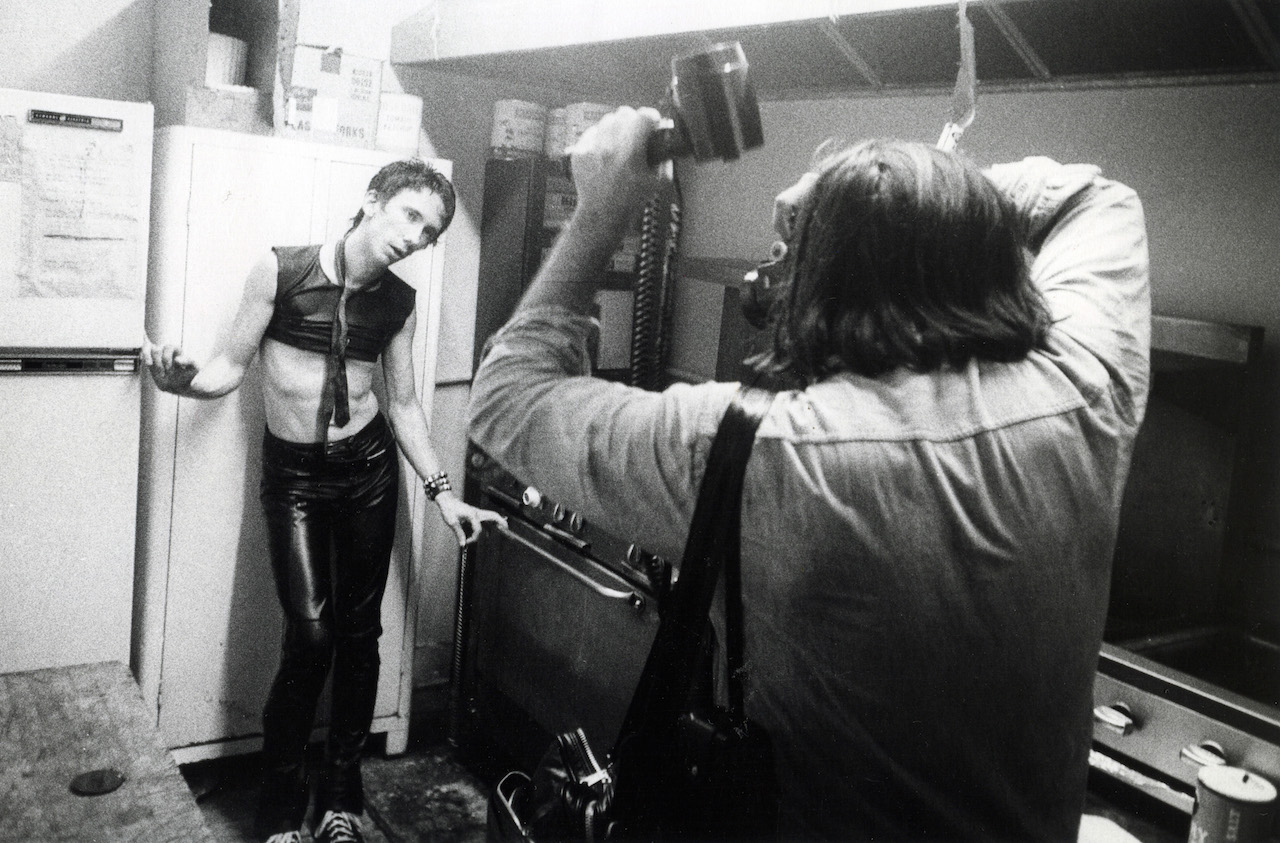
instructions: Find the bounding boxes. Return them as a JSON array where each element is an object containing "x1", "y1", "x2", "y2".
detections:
[
  {"x1": 645, "y1": 42, "x2": 764, "y2": 166},
  {"x1": 629, "y1": 41, "x2": 766, "y2": 390}
]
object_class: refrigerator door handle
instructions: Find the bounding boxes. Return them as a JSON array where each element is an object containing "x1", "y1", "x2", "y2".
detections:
[{"x1": 0, "y1": 348, "x2": 140, "y2": 374}]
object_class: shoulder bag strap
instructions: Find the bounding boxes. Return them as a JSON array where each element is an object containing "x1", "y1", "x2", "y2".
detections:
[
  {"x1": 722, "y1": 388, "x2": 772, "y2": 722},
  {"x1": 616, "y1": 385, "x2": 773, "y2": 745}
]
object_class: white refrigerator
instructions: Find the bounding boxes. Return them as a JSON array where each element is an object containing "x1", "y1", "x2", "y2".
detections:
[{"x1": 0, "y1": 89, "x2": 153, "y2": 673}]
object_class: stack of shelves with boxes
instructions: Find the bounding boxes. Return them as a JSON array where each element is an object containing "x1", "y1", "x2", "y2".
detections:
[
  {"x1": 473, "y1": 100, "x2": 652, "y2": 383},
  {"x1": 153, "y1": 0, "x2": 423, "y2": 153},
  {"x1": 151, "y1": 0, "x2": 276, "y2": 134}
]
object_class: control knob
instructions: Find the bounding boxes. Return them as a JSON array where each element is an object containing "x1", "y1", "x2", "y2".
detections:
[{"x1": 1092, "y1": 701, "x2": 1136, "y2": 736}]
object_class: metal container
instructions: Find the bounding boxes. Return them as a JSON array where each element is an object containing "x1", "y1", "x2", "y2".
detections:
[
  {"x1": 490, "y1": 99, "x2": 548, "y2": 159},
  {"x1": 1189, "y1": 765, "x2": 1276, "y2": 843}
]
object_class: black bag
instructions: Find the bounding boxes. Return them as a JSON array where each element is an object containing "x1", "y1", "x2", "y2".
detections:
[{"x1": 486, "y1": 386, "x2": 778, "y2": 842}]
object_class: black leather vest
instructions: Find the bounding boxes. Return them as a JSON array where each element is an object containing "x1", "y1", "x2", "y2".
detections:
[{"x1": 264, "y1": 244, "x2": 415, "y2": 362}]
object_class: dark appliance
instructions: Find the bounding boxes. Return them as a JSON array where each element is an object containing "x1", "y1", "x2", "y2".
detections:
[
  {"x1": 471, "y1": 155, "x2": 653, "y2": 384},
  {"x1": 471, "y1": 157, "x2": 550, "y2": 376},
  {"x1": 451, "y1": 444, "x2": 669, "y2": 772},
  {"x1": 1090, "y1": 314, "x2": 1280, "y2": 817},
  {"x1": 456, "y1": 150, "x2": 683, "y2": 773},
  {"x1": 471, "y1": 40, "x2": 769, "y2": 389}
]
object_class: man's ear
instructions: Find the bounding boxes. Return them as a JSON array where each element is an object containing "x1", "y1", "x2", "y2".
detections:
[{"x1": 361, "y1": 189, "x2": 381, "y2": 217}]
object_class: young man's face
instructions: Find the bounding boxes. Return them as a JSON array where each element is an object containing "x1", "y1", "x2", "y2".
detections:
[{"x1": 362, "y1": 187, "x2": 447, "y2": 264}]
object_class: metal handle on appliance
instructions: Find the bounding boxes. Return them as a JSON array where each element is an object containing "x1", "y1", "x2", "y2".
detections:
[
  {"x1": 1089, "y1": 749, "x2": 1197, "y2": 814},
  {"x1": 0, "y1": 348, "x2": 141, "y2": 374},
  {"x1": 495, "y1": 771, "x2": 532, "y2": 831},
  {"x1": 499, "y1": 524, "x2": 646, "y2": 612},
  {"x1": 1093, "y1": 702, "x2": 1136, "y2": 736},
  {"x1": 1180, "y1": 740, "x2": 1228, "y2": 768},
  {"x1": 542, "y1": 522, "x2": 590, "y2": 552},
  {"x1": 485, "y1": 487, "x2": 524, "y2": 511}
]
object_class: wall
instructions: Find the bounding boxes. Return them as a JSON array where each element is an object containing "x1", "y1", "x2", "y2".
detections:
[
  {"x1": 675, "y1": 80, "x2": 1280, "y2": 626},
  {"x1": 296, "y1": 0, "x2": 431, "y2": 63},
  {"x1": 0, "y1": 1, "x2": 154, "y2": 102}
]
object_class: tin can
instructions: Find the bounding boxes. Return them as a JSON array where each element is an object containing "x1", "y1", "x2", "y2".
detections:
[
  {"x1": 490, "y1": 99, "x2": 547, "y2": 158},
  {"x1": 543, "y1": 107, "x2": 569, "y2": 158},
  {"x1": 1188, "y1": 766, "x2": 1276, "y2": 843}
]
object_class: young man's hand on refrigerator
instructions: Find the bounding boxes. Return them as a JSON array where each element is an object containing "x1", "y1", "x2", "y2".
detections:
[{"x1": 141, "y1": 334, "x2": 199, "y2": 395}]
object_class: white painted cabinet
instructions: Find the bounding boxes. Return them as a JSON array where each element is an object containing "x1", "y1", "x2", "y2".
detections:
[{"x1": 135, "y1": 126, "x2": 448, "y2": 762}]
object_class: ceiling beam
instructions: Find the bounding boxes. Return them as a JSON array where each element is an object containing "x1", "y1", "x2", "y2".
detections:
[
  {"x1": 980, "y1": 0, "x2": 1052, "y2": 81},
  {"x1": 818, "y1": 18, "x2": 884, "y2": 87},
  {"x1": 391, "y1": 1, "x2": 956, "y2": 64},
  {"x1": 1226, "y1": 0, "x2": 1280, "y2": 70}
]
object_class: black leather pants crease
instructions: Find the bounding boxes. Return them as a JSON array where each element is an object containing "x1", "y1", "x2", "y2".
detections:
[{"x1": 254, "y1": 414, "x2": 398, "y2": 835}]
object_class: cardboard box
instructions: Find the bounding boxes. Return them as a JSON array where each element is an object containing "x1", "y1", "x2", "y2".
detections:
[
  {"x1": 283, "y1": 45, "x2": 382, "y2": 148},
  {"x1": 185, "y1": 84, "x2": 271, "y2": 135},
  {"x1": 376, "y1": 92, "x2": 423, "y2": 155}
]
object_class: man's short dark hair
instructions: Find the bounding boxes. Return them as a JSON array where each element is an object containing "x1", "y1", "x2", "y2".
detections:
[
  {"x1": 758, "y1": 139, "x2": 1050, "y2": 382},
  {"x1": 352, "y1": 158, "x2": 456, "y2": 234}
]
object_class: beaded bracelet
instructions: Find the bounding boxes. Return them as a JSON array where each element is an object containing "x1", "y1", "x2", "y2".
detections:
[{"x1": 423, "y1": 471, "x2": 452, "y2": 501}]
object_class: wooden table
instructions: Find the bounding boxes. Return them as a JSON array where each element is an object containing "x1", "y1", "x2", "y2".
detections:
[{"x1": 0, "y1": 661, "x2": 213, "y2": 842}]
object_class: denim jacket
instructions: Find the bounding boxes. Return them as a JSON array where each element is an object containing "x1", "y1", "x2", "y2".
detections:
[{"x1": 470, "y1": 158, "x2": 1151, "y2": 840}]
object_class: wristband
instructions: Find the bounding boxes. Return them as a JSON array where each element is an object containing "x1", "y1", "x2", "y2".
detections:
[{"x1": 423, "y1": 471, "x2": 452, "y2": 501}]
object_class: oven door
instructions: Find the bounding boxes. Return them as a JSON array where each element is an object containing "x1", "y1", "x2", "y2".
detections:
[{"x1": 456, "y1": 516, "x2": 660, "y2": 771}]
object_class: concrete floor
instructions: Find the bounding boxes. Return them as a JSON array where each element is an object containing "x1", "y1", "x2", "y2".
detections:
[
  {"x1": 181, "y1": 753, "x2": 1188, "y2": 843},
  {"x1": 176, "y1": 689, "x2": 1190, "y2": 843},
  {"x1": 180, "y1": 689, "x2": 490, "y2": 843}
]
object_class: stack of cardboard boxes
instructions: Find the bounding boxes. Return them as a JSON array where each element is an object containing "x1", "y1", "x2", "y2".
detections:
[{"x1": 280, "y1": 44, "x2": 423, "y2": 154}]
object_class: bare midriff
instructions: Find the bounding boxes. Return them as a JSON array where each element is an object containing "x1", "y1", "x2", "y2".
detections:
[{"x1": 259, "y1": 338, "x2": 380, "y2": 443}]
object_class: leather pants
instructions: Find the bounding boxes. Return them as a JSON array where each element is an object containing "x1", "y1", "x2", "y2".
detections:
[{"x1": 254, "y1": 413, "x2": 398, "y2": 836}]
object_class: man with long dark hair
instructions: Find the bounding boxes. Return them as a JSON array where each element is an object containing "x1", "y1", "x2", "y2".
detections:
[
  {"x1": 762, "y1": 139, "x2": 1053, "y2": 380},
  {"x1": 145, "y1": 159, "x2": 505, "y2": 843},
  {"x1": 470, "y1": 108, "x2": 1150, "y2": 839}
]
